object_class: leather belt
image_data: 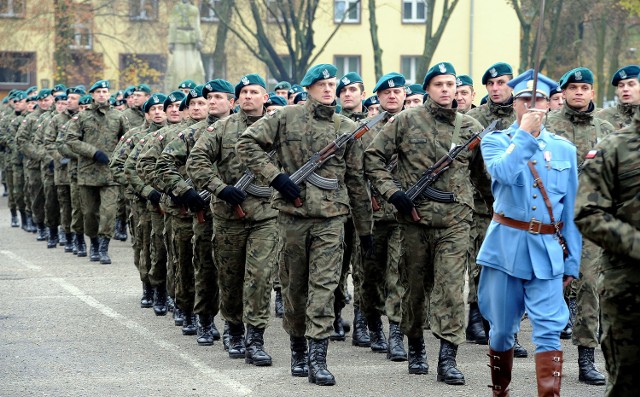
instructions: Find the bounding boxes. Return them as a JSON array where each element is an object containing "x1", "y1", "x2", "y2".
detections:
[{"x1": 492, "y1": 213, "x2": 563, "y2": 235}]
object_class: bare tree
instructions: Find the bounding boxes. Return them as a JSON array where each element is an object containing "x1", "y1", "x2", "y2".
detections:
[
  {"x1": 368, "y1": 0, "x2": 383, "y2": 78},
  {"x1": 416, "y1": 0, "x2": 460, "y2": 79}
]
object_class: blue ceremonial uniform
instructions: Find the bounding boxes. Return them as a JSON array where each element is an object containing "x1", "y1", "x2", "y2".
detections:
[{"x1": 477, "y1": 122, "x2": 582, "y2": 353}]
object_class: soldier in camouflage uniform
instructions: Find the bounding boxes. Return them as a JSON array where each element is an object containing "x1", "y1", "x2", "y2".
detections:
[
  {"x1": 546, "y1": 67, "x2": 612, "y2": 386},
  {"x1": 574, "y1": 101, "x2": 640, "y2": 397},
  {"x1": 455, "y1": 75, "x2": 476, "y2": 114},
  {"x1": 596, "y1": 65, "x2": 640, "y2": 129},
  {"x1": 0, "y1": 92, "x2": 23, "y2": 228},
  {"x1": 365, "y1": 62, "x2": 491, "y2": 384},
  {"x1": 66, "y1": 80, "x2": 127, "y2": 264},
  {"x1": 187, "y1": 75, "x2": 278, "y2": 364},
  {"x1": 404, "y1": 84, "x2": 425, "y2": 109},
  {"x1": 237, "y1": 64, "x2": 373, "y2": 386}
]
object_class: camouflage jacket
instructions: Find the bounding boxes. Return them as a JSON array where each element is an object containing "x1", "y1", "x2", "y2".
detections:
[
  {"x1": 55, "y1": 113, "x2": 80, "y2": 182},
  {"x1": 36, "y1": 111, "x2": 58, "y2": 176},
  {"x1": 466, "y1": 98, "x2": 516, "y2": 131},
  {"x1": 0, "y1": 111, "x2": 25, "y2": 165},
  {"x1": 186, "y1": 109, "x2": 277, "y2": 222},
  {"x1": 122, "y1": 122, "x2": 166, "y2": 198},
  {"x1": 16, "y1": 107, "x2": 50, "y2": 169},
  {"x1": 236, "y1": 96, "x2": 373, "y2": 236},
  {"x1": 340, "y1": 107, "x2": 368, "y2": 122},
  {"x1": 120, "y1": 106, "x2": 145, "y2": 132},
  {"x1": 574, "y1": 110, "x2": 640, "y2": 266},
  {"x1": 110, "y1": 121, "x2": 151, "y2": 187},
  {"x1": 44, "y1": 109, "x2": 76, "y2": 185},
  {"x1": 546, "y1": 102, "x2": 615, "y2": 161},
  {"x1": 65, "y1": 102, "x2": 127, "y2": 186},
  {"x1": 595, "y1": 103, "x2": 639, "y2": 130},
  {"x1": 364, "y1": 96, "x2": 491, "y2": 228}
]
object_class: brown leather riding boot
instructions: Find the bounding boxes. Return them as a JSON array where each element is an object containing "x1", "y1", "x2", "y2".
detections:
[
  {"x1": 488, "y1": 347, "x2": 513, "y2": 396},
  {"x1": 535, "y1": 350, "x2": 563, "y2": 397}
]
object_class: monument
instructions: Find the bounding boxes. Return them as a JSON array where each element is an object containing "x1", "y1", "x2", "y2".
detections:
[{"x1": 165, "y1": 0, "x2": 205, "y2": 91}]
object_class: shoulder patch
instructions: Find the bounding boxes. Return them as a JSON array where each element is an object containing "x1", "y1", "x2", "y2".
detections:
[
  {"x1": 178, "y1": 132, "x2": 184, "y2": 138},
  {"x1": 388, "y1": 116, "x2": 395, "y2": 123},
  {"x1": 207, "y1": 126, "x2": 214, "y2": 132},
  {"x1": 139, "y1": 138, "x2": 145, "y2": 144},
  {"x1": 72, "y1": 116, "x2": 78, "y2": 120},
  {"x1": 158, "y1": 135, "x2": 164, "y2": 141},
  {"x1": 120, "y1": 136, "x2": 125, "y2": 141},
  {"x1": 22, "y1": 119, "x2": 27, "y2": 123},
  {"x1": 125, "y1": 138, "x2": 132, "y2": 143},
  {"x1": 267, "y1": 109, "x2": 277, "y2": 116},
  {"x1": 585, "y1": 150, "x2": 599, "y2": 159}
]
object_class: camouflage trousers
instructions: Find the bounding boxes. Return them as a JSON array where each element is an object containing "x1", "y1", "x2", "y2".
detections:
[
  {"x1": 163, "y1": 213, "x2": 175, "y2": 298},
  {"x1": 70, "y1": 181, "x2": 83, "y2": 234},
  {"x1": 127, "y1": 195, "x2": 140, "y2": 273},
  {"x1": 399, "y1": 220, "x2": 469, "y2": 344},
  {"x1": 572, "y1": 239, "x2": 601, "y2": 348},
  {"x1": 335, "y1": 218, "x2": 359, "y2": 312},
  {"x1": 56, "y1": 185, "x2": 72, "y2": 233},
  {"x1": 467, "y1": 213, "x2": 491, "y2": 304},
  {"x1": 132, "y1": 199, "x2": 151, "y2": 284},
  {"x1": 78, "y1": 185, "x2": 117, "y2": 239},
  {"x1": 26, "y1": 167, "x2": 44, "y2": 224},
  {"x1": 147, "y1": 206, "x2": 167, "y2": 289},
  {"x1": 214, "y1": 216, "x2": 278, "y2": 328},
  {"x1": 598, "y1": 260, "x2": 640, "y2": 397},
  {"x1": 192, "y1": 209, "x2": 218, "y2": 317},
  {"x1": 361, "y1": 220, "x2": 404, "y2": 324},
  {"x1": 279, "y1": 213, "x2": 346, "y2": 340},
  {"x1": 4, "y1": 167, "x2": 15, "y2": 211},
  {"x1": 43, "y1": 171, "x2": 59, "y2": 228},
  {"x1": 172, "y1": 215, "x2": 195, "y2": 313},
  {"x1": 117, "y1": 185, "x2": 128, "y2": 223}
]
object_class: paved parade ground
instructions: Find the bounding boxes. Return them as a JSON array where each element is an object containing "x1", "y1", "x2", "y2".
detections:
[{"x1": 0, "y1": 199, "x2": 607, "y2": 397}]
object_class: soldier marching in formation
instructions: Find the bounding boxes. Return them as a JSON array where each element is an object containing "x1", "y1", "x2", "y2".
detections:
[{"x1": 1, "y1": 52, "x2": 639, "y2": 396}]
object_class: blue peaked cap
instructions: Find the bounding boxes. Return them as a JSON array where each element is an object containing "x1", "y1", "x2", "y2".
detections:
[{"x1": 507, "y1": 69, "x2": 557, "y2": 99}]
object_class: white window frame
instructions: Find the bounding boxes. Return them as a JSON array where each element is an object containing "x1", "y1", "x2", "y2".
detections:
[
  {"x1": 200, "y1": 0, "x2": 221, "y2": 23},
  {"x1": 334, "y1": 55, "x2": 361, "y2": 78},
  {"x1": 69, "y1": 23, "x2": 93, "y2": 50},
  {"x1": 401, "y1": 55, "x2": 421, "y2": 84},
  {"x1": 130, "y1": 0, "x2": 158, "y2": 21},
  {"x1": 0, "y1": 0, "x2": 25, "y2": 18},
  {"x1": 402, "y1": 0, "x2": 427, "y2": 23},
  {"x1": 334, "y1": 0, "x2": 360, "y2": 24}
]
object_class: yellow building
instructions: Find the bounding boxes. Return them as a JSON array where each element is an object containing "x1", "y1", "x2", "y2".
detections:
[{"x1": 0, "y1": 0, "x2": 519, "y2": 101}]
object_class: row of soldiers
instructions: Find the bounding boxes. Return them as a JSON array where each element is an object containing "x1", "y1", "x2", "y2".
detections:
[{"x1": 0, "y1": 60, "x2": 638, "y2": 394}]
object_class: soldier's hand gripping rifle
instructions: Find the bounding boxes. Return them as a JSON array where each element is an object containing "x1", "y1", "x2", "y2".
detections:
[
  {"x1": 185, "y1": 178, "x2": 212, "y2": 224},
  {"x1": 404, "y1": 120, "x2": 498, "y2": 222},
  {"x1": 288, "y1": 111, "x2": 388, "y2": 207},
  {"x1": 231, "y1": 150, "x2": 276, "y2": 218}
]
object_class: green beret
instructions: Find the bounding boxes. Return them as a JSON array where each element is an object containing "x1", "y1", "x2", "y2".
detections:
[
  {"x1": 164, "y1": 90, "x2": 187, "y2": 111},
  {"x1": 26, "y1": 95, "x2": 37, "y2": 102},
  {"x1": 203, "y1": 79, "x2": 234, "y2": 98},
  {"x1": 178, "y1": 80, "x2": 197, "y2": 90},
  {"x1": 405, "y1": 83, "x2": 426, "y2": 97},
  {"x1": 2, "y1": 97, "x2": 8, "y2": 104},
  {"x1": 235, "y1": 74, "x2": 267, "y2": 99},
  {"x1": 54, "y1": 94, "x2": 68, "y2": 102},
  {"x1": 373, "y1": 72, "x2": 406, "y2": 93},
  {"x1": 288, "y1": 84, "x2": 304, "y2": 98},
  {"x1": 66, "y1": 86, "x2": 86, "y2": 96},
  {"x1": 13, "y1": 91, "x2": 27, "y2": 101},
  {"x1": 480, "y1": 94, "x2": 489, "y2": 105},
  {"x1": 79, "y1": 95, "x2": 94, "y2": 105},
  {"x1": 274, "y1": 81, "x2": 291, "y2": 91},
  {"x1": 293, "y1": 92, "x2": 308, "y2": 104},
  {"x1": 37, "y1": 89, "x2": 52, "y2": 100},
  {"x1": 300, "y1": 64, "x2": 337, "y2": 87},
  {"x1": 179, "y1": 97, "x2": 188, "y2": 111},
  {"x1": 550, "y1": 83, "x2": 562, "y2": 97},
  {"x1": 481, "y1": 62, "x2": 513, "y2": 85},
  {"x1": 143, "y1": 93, "x2": 167, "y2": 113},
  {"x1": 423, "y1": 62, "x2": 456, "y2": 89},
  {"x1": 612, "y1": 65, "x2": 640, "y2": 86},
  {"x1": 456, "y1": 74, "x2": 474, "y2": 87},
  {"x1": 123, "y1": 86, "x2": 136, "y2": 98},
  {"x1": 336, "y1": 72, "x2": 364, "y2": 96},
  {"x1": 89, "y1": 80, "x2": 110, "y2": 93},
  {"x1": 185, "y1": 85, "x2": 205, "y2": 107},
  {"x1": 135, "y1": 84, "x2": 151, "y2": 94},
  {"x1": 266, "y1": 93, "x2": 287, "y2": 107},
  {"x1": 363, "y1": 95, "x2": 379, "y2": 108},
  {"x1": 559, "y1": 67, "x2": 594, "y2": 89},
  {"x1": 53, "y1": 84, "x2": 67, "y2": 93},
  {"x1": 26, "y1": 86, "x2": 38, "y2": 96}
]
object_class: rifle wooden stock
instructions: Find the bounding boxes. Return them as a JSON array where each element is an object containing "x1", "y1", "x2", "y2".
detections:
[
  {"x1": 234, "y1": 204, "x2": 246, "y2": 218},
  {"x1": 196, "y1": 210, "x2": 205, "y2": 224},
  {"x1": 371, "y1": 195, "x2": 381, "y2": 211}
]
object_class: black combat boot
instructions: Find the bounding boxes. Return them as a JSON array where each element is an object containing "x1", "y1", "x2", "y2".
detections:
[
  {"x1": 58, "y1": 227, "x2": 66, "y2": 246},
  {"x1": 330, "y1": 310, "x2": 346, "y2": 341},
  {"x1": 167, "y1": 296, "x2": 175, "y2": 313},
  {"x1": 173, "y1": 306, "x2": 184, "y2": 326},
  {"x1": 20, "y1": 210, "x2": 28, "y2": 231},
  {"x1": 47, "y1": 227, "x2": 59, "y2": 248},
  {"x1": 98, "y1": 237, "x2": 111, "y2": 264},
  {"x1": 561, "y1": 298, "x2": 576, "y2": 339},
  {"x1": 308, "y1": 338, "x2": 335, "y2": 386},
  {"x1": 2, "y1": 182, "x2": 7, "y2": 196},
  {"x1": 26, "y1": 214, "x2": 36, "y2": 233},
  {"x1": 222, "y1": 321, "x2": 230, "y2": 351},
  {"x1": 182, "y1": 312, "x2": 197, "y2": 335},
  {"x1": 140, "y1": 282, "x2": 153, "y2": 308},
  {"x1": 210, "y1": 318, "x2": 221, "y2": 340},
  {"x1": 76, "y1": 233, "x2": 87, "y2": 257},
  {"x1": 513, "y1": 333, "x2": 528, "y2": 358},
  {"x1": 290, "y1": 336, "x2": 308, "y2": 377},
  {"x1": 114, "y1": 218, "x2": 128, "y2": 241},
  {"x1": 227, "y1": 322, "x2": 246, "y2": 359},
  {"x1": 578, "y1": 346, "x2": 606, "y2": 385},
  {"x1": 36, "y1": 223, "x2": 48, "y2": 241},
  {"x1": 10, "y1": 209, "x2": 19, "y2": 227},
  {"x1": 89, "y1": 237, "x2": 100, "y2": 261},
  {"x1": 196, "y1": 315, "x2": 215, "y2": 346},
  {"x1": 387, "y1": 321, "x2": 407, "y2": 361},
  {"x1": 407, "y1": 336, "x2": 429, "y2": 375},
  {"x1": 466, "y1": 302, "x2": 488, "y2": 344},
  {"x1": 245, "y1": 325, "x2": 272, "y2": 366},
  {"x1": 368, "y1": 315, "x2": 388, "y2": 353},
  {"x1": 351, "y1": 305, "x2": 370, "y2": 347},
  {"x1": 437, "y1": 339, "x2": 465, "y2": 385},
  {"x1": 274, "y1": 287, "x2": 284, "y2": 318},
  {"x1": 64, "y1": 233, "x2": 74, "y2": 253},
  {"x1": 153, "y1": 285, "x2": 168, "y2": 316}
]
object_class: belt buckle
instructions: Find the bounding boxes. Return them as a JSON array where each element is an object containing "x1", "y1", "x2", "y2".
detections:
[{"x1": 528, "y1": 218, "x2": 542, "y2": 234}]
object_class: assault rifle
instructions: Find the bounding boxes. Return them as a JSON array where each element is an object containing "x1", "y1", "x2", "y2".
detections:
[
  {"x1": 232, "y1": 150, "x2": 276, "y2": 218},
  {"x1": 289, "y1": 111, "x2": 387, "y2": 207},
  {"x1": 185, "y1": 178, "x2": 212, "y2": 224},
  {"x1": 404, "y1": 120, "x2": 498, "y2": 222}
]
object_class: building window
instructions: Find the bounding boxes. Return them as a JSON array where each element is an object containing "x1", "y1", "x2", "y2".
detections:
[
  {"x1": 401, "y1": 56, "x2": 422, "y2": 84},
  {"x1": 201, "y1": 53, "x2": 226, "y2": 81},
  {"x1": 130, "y1": 0, "x2": 158, "y2": 21},
  {"x1": 200, "y1": 0, "x2": 221, "y2": 23},
  {"x1": 334, "y1": 55, "x2": 361, "y2": 78},
  {"x1": 0, "y1": 52, "x2": 36, "y2": 89},
  {"x1": 334, "y1": 0, "x2": 360, "y2": 24},
  {"x1": 119, "y1": 53, "x2": 166, "y2": 89},
  {"x1": 69, "y1": 24, "x2": 93, "y2": 50},
  {"x1": 402, "y1": 0, "x2": 426, "y2": 23},
  {"x1": 0, "y1": 0, "x2": 25, "y2": 18},
  {"x1": 266, "y1": 0, "x2": 287, "y2": 23}
]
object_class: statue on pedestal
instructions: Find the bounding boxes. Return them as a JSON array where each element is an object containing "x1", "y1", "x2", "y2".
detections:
[{"x1": 165, "y1": 0, "x2": 205, "y2": 91}]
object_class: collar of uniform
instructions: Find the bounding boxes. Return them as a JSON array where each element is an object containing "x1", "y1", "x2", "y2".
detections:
[
  {"x1": 618, "y1": 102, "x2": 640, "y2": 118},
  {"x1": 235, "y1": 108, "x2": 263, "y2": 126},
  {"x1": 95, "y1": 102, "x2": 110, "y2": 113},
  {"x1": 561, "y1": 101, "x2": 595, "y2": 125},
  {"x1": 340, "y1": 107, "x2": 368, "y2": 121},
  {"x1": 305, "y1": 96, "x2": 336, "y2": 121},
  {"x1": 151, "y1": 121, "x2": 166, "y2": 130},
  {"x1": 207, "y1": 114, "x2": 220, "y2": 125},
  {"x1": 424, "y1": 96, "x2": 457, "y2": 124},
  {"x1": 66, "y1": 108, "x2": 78, "y2": 117},
  {"x1": 488, "y1": 96, "x2": 514, "y2": 117}
]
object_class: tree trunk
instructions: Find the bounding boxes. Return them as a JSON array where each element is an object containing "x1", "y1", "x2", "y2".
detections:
[
  {"x1": 368, "y1": 0, "x2": 383, "y2": 79},
  {"x1": 593, "y1": 15, "x2": 607, "y2": 106},
  {"x1": 212, "y1": 0, "x2": 234, "y2": 79}
]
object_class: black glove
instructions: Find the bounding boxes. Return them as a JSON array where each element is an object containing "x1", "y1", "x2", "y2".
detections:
[
  {"x1": 93, "y1": 150, "x2": 109, "y2": 165},
  {"x1": 147, "y1": 189, "x2": 162, "y2": 206},
  {"x1": 48, "y1": 160, "x2": 55, "y2": 172},
  {"x1": 389, "y1": 191, "x2": 414, "y2": 216},
  {"x1": 217, "y1": 186, "x2": 246, "y2": 206},
  {"x1": 182, "y1": 188, "x2": 207, "y2": 212},
  {"x1": 360, "y1": 235, "x2": 375, "y2": 259},
  {"x1": 59, "y1": 157, "x2": 70, "y2": 166},
  {"x1": 270, "y1": 173, "x2": 301, "y2": 203}
]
